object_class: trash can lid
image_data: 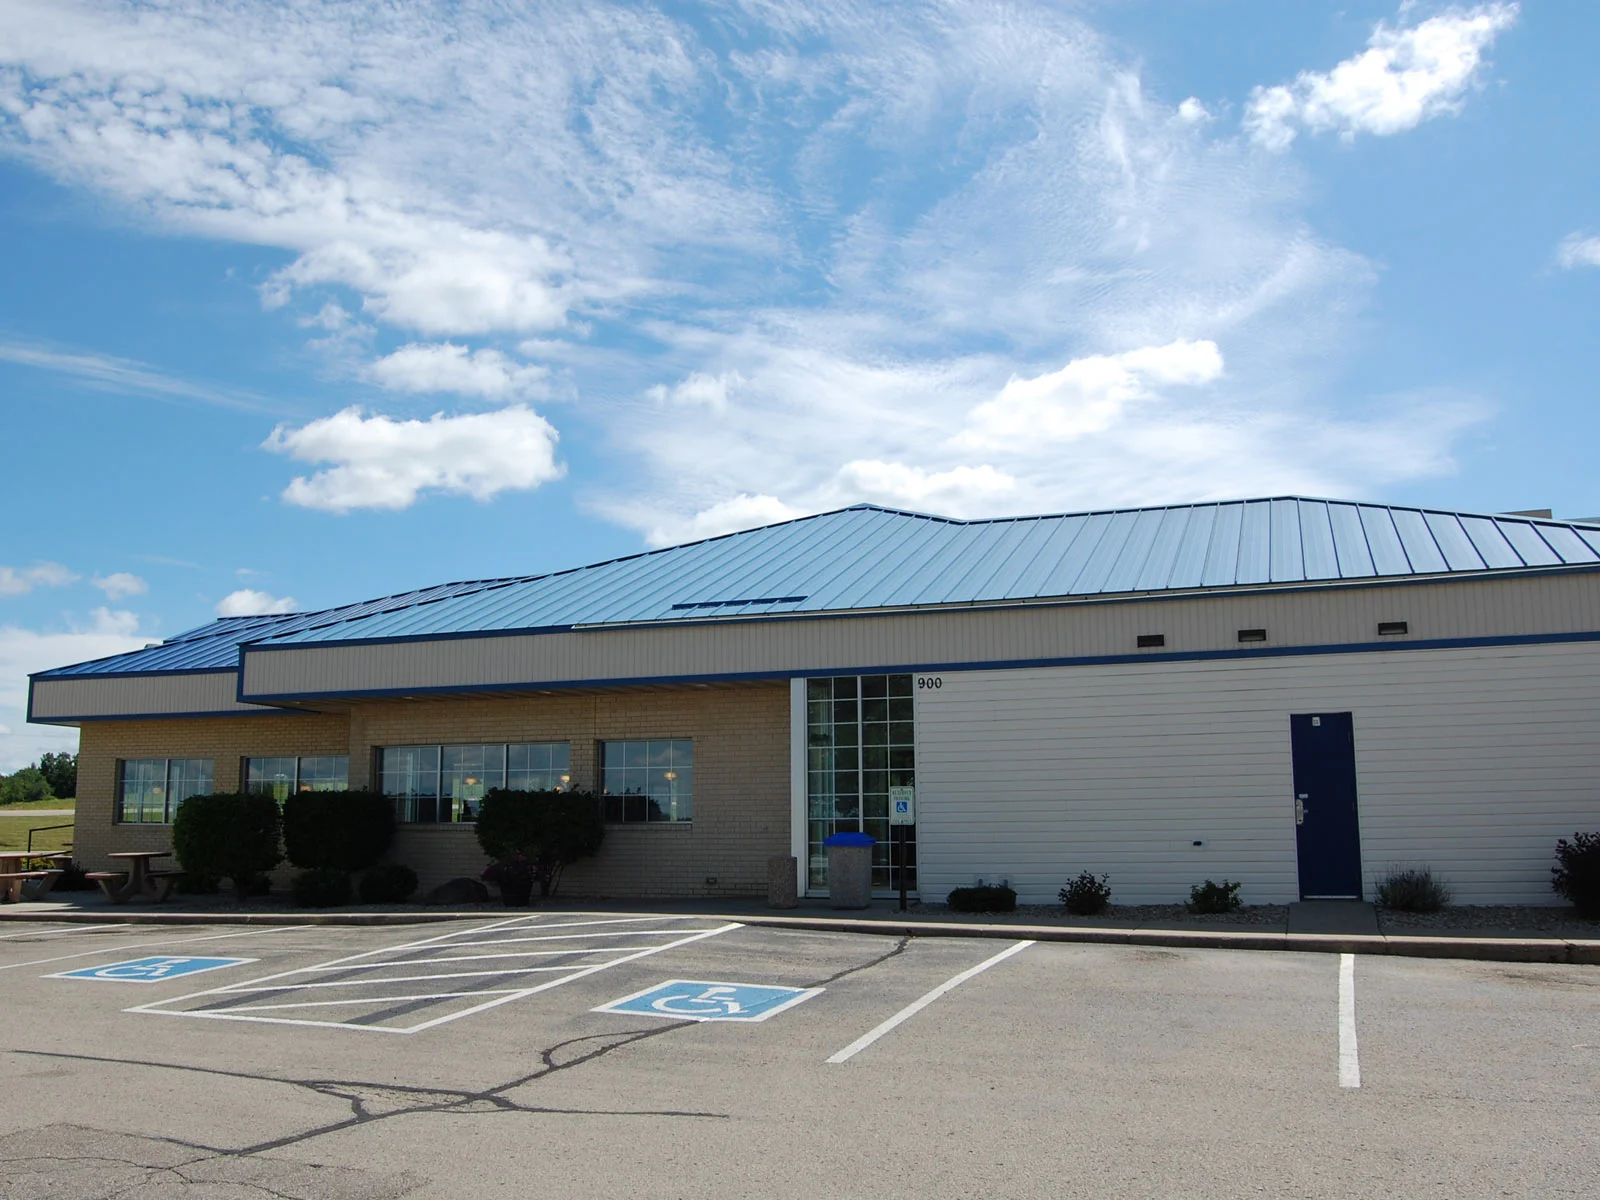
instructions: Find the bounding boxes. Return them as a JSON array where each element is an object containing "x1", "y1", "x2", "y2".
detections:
[{"x1": 823, "y1": 831, "x2": 877, "y2": 847}]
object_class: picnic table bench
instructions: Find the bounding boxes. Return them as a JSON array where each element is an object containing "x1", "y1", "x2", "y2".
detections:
[
  {"x1": 87, "y1": 851, "x2": 178, "y2": 904},
  {"x1": 0, "y1": 852, "x2": 65, "y2": 903}
]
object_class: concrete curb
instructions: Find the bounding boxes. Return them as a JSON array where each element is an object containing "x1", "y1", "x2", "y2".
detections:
[{"x1": 1, "y1": 906, "x2": 1597, "y2": 964}]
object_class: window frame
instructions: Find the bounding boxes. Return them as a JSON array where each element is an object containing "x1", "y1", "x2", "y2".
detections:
[
  {"x1": 598, "y1": 738, "x2": 694, "y2": 825},
  {"x1": 115, "y1": 757, "x2": 215, "y2": 825},
  {"x1": 376, "y1": 741, "x2": 572, "y2": 824},
  {"x1": 243, "y1": 754, "x2": 351, "y2": 802}
]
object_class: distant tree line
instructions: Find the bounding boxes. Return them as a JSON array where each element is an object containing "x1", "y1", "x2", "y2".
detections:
[{"x1": 0, "y1": 752, "x2": 76, "y2": 804}]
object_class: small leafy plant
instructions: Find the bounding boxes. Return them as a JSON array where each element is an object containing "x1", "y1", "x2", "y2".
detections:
[
  {"x1": 1188, "y1": 878, "x2": 1243, "y2": 914},
  {"x1": 947, "y1": 885, "x2": 1017, "y2": 913},
  {"x1": 358, "y1": 863, "x2": 418, "y2": 904},
  {"x1": 1376, "y1": 866, "x2": 1452, "y2": 912},
  {"x1": 1059, "y1": 871, "x2": 1111, "y2": 916},
  {"x1": 291, "y1": 867, "x2": 351, "y2": 908},
  {"x1": 172, "y1": 792, "x2": 282, "y2": 901},
  {"x1": 1552, "y1": 832, "x2": 1600, "y2": 919}
]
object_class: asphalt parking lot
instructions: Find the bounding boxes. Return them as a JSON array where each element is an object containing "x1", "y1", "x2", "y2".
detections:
[{"x1": 0, "y1": 914, "x2": 1596, "y2": 1199}]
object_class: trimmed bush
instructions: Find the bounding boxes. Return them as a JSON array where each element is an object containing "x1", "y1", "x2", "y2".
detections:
[
  {"x1": 175, "y1": 871, "x2": 221, "y2": 895},
  {"x1": 1376, "y1": 866, "x2": 1452, "y2": 912},
  {"x1": 172, "y1": 792, "x2": 282, "y2": 901},
  {"x1": 948, "y1": 885, "x2": 1017, "y2": 913},
  {"x1": 476, "y1": 789, "x2": 604, "y2": 896},
  {"x1": 1188, "y1": 878, "x2": 1243, "y2": 914},
  {"x1": 1552, "y1": 832, "x2": 1600, "y2": 918},
  {"x1": 359, "y1": 863, "x2": 419, "y2": 904},
  {"x1": 282, "y1": 790, "x2": 394, "y2": 872},
  {"x1": 291, "y1": 867, "x2": 351, "y2": 908},
  {"x1": 1059, "y1": 871, "x2": 1111, "y2": 916}
]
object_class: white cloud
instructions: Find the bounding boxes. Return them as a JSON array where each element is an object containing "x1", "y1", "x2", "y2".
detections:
[
  {"x1": 0, "y1": 562, "x2": 78, "y2": 596},
  {"x1": 646, "y1": 371, "x2": 744, "y2": 413},
  {"x1": 0, "y1": 607, "x2": 146, "y2": 772},
  {"x1": 215, "y1": 589, "x2": 297, "y2": 617},
  {"x1": 365, "y1": 343, "x2": 548, "y2": 399},
  {"x1": 963, "y1": 340, "x2": 1225, "y2": 447},
  {"x1": 91, "y1": 572, "x2": 147, "y2": 600},
  {"x1": 264, "y1": 405, "x2": 563, "y2": 512},
  {"x1": 829, "y1": 461, "x2": 1016, "y2": 514},
  {"x1": 1555, "y1": 234, "x2": 1600, "y2": 271},
  {"x1": 1245, "y1": 3, "x2": 1518, "y2": 151},
  {"x1": 645, "y1": 494, "x2": 802, "y2": 549},
  {"x1": 1176, "y1": 97, "x2": 1211, "y2": 125}
]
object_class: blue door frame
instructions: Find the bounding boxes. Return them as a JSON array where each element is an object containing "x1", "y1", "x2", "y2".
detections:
[{"x1": 1289, "y1": 713, "x2": 1363, "y2": 900}]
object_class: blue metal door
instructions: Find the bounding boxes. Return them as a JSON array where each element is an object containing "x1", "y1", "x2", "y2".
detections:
[{"x1": 1289, "y1": 713, "x2": 1363, "y2": 899}]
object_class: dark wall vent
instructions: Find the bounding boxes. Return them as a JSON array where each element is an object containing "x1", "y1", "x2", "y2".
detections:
[
  {"x1": 1136, "y1": 634, "x2": 1165, "y2": 648},
  {"x1": 1237, "y1": 628, "x2": 1267, "y2": 643},
  {"x1": 1377, "y1": 621, "x2": 1409, "y2": 636}
]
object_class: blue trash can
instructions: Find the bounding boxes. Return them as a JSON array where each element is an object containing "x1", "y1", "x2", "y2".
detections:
[{"x1": 824, "y1": 831, "x2": 876, "y2": 909}]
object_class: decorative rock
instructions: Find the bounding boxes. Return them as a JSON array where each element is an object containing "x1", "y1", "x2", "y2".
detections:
[
  {"x1": 767, "y1": 855, "x2": 798, "y2": 909},
  {"x1": 423, "y1": 877, "x2": 490, "y2": 906}
]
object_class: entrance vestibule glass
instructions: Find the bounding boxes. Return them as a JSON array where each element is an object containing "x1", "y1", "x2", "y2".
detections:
[{"x1": 806, "y1": 674, "x2": 916, "y2": 892}]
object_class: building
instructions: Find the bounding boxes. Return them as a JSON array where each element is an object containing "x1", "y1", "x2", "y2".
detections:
[{"x1": 28, "y1": 496, "x2": 1600, "y2": 907}]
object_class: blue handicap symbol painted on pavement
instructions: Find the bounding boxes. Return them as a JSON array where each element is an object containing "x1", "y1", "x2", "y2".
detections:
[
  {"x1": 50, "y1": 956, "x2": 256, "y2": 983},
  {"x1": 594, "y1": 979, "x2": 822, "y2": 1023}
]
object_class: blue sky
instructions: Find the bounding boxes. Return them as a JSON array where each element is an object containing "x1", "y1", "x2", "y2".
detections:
[{"x1": 1, "y1": 0, "x2": 1596, "y2": 768}]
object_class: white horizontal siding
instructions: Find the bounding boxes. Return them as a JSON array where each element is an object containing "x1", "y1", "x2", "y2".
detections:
[{"x1": 912, "y1": 642, "x2": 1600, "y2": 906}]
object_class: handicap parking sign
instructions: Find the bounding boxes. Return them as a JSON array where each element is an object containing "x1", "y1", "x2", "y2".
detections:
[
  {"x1": 594, "y1": 979, "x2": 823, "y2": 1023},
  {"x1": 49, "y1": 956, "x2": 255, "y2": 983}
]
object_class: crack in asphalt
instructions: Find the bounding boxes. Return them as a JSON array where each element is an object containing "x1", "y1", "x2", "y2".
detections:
[{"x1": 6, "y1": 931, "x2": 918, "y2": 1191}]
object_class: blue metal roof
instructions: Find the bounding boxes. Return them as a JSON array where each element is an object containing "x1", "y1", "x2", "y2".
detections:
[{"x1": 37, "y1": 497, "x2": 1600, "y2": 677}]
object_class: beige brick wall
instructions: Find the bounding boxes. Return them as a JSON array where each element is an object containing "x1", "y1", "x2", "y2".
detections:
[
  {"x1": 72, "y1": 682, "x2": 791, "y2": 898},
  {"x1": 75, "y1": 713, "x2": 351, "y2": 871},
  {"x1": 352, "y1": 683, "x2": 790, "y2": 897}
]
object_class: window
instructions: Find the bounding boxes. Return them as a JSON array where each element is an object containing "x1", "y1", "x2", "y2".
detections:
[
  {"x1": 807, "y1": 674, "x2": 916, "y2": 891},
  {"x1": 600, "y1": 740, "x2": 692, "y2": 823},
  {"x1": 378, "y1": 743, "x2": 570, "y2": 823},
  {"x1": 117, "y1": 758, "x2": 214, "y2": 824},
  {"x1": 244, "y1": 755, "x2": 350, "y2": 802}
]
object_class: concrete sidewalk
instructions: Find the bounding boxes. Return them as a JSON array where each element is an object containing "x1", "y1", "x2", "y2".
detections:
[{"x1": 2, "y1": 892, "x2": 1596, "y2": 964}]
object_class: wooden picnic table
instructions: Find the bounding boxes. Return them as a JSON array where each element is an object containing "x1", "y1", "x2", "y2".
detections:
[
  {"x1": 0, "y1": 851, "x2": 63, "y2": 903},
  {"x1": 90, "y1": 850, "x2": 178, "y2": 904}
]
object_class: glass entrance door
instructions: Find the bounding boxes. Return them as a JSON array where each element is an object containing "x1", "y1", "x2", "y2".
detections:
[{"x1": 806, "y1": 673, "x2": 917, "y2": 894}]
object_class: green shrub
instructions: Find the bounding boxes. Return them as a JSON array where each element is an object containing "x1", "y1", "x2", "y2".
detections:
[
  {"x1": 1059, "y1": 871, "x2": 1111, "y2": 916},
  {"x1": 476, "y1": 789, "x2": 604, "y2": 896},
  {"x1": 172, "y1": 792, "x2": 282, "y2": 901},
  {"x1": 1552, "y1": 832, "x2": 1600, "y2": 918},
  {"x1": 1188, "y1": 878, "x2": 1243, "y2": 914},
  {"x1": 282, "y1": 790, "x2": 394, "y2": 872},
  {"x1": 947, "y1": 885, "x2": 1017, "y2": 913},
  {"x1": 359, "y1": 863, "x2": 419, "y2": 904},
  {"x1": 1375, "y1": 866, "x2": 1452, "y2": 912},
  {"x1": 175, "y1": 871, "x2": 221, "y2": 895},
  {"x1": 291, "y1": 867, "x2": 351, "y2": 908}
]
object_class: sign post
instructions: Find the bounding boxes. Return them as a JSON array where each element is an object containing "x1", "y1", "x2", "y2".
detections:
[{"x1": 888, "y1": 785, "x2": 915, "y2": 912}]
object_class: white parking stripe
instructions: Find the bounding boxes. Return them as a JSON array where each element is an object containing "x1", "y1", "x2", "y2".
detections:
[
  {"x1": 128, "y1": 919, "x2": 742, "y2": 1035},
  {"x1": 827, "y1": 940, "x2": 1035, "y2": 1064},
  {"x1": 0, "y1": 924, "x2": 118, "y2": 941},
  {"x1": 1339, "y1": 953, "x2": 1361, "y2": 1089},
  {"x1": 293, "y1": 946, "x2": 663, "y2": 971}
]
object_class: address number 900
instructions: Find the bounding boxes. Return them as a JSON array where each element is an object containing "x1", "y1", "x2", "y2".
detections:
[{"x1": 917, "y1": 676, "x2": 942, "y2": 689}]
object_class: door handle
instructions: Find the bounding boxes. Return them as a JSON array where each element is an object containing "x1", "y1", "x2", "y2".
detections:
[{"x1": 1295, "y1": 798, "x2": 1306, "y2": 825}]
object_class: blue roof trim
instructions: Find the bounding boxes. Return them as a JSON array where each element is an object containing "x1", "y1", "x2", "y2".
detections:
[
  {"x1": 37, "y1": 496, "x2": 1600, "y2": 678},
  {"x1": 233, "y1": 628, "x2": 1600, "y2": 706}
]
